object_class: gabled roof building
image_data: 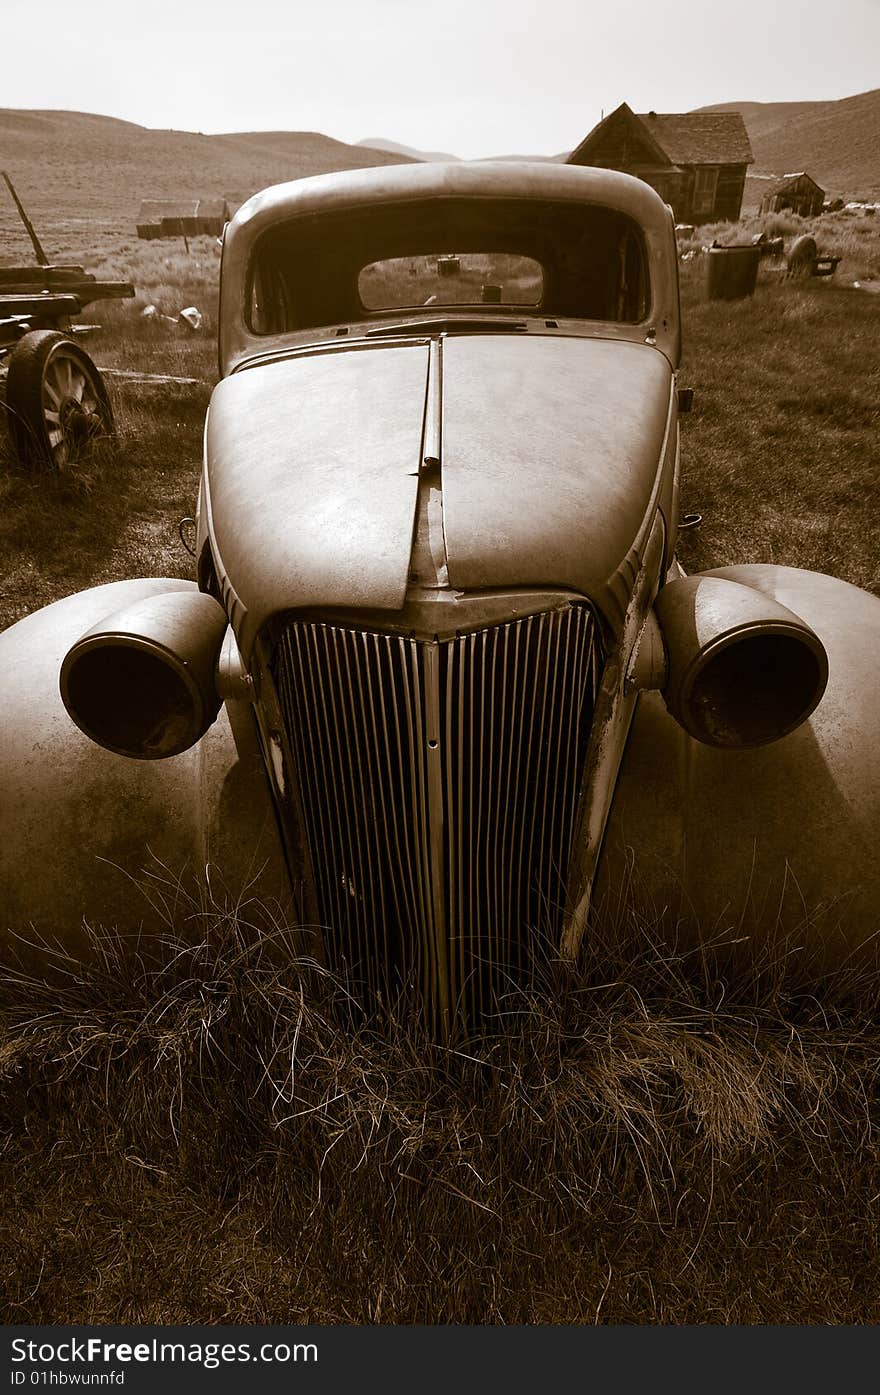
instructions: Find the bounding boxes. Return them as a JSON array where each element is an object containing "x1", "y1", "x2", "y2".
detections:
[
  {"x1": 567, "y1": 103, "x2": 753, "y2": 224},
  {"x1": 759, "y1": 172, "x2": 824, "y2": 219}
]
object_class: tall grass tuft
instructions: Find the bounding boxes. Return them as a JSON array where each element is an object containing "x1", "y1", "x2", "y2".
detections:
[{"x1": 4, "y1": 885, "x2": 880, "y2": 1323}]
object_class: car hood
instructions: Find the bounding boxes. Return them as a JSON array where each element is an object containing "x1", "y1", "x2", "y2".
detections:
[{"x1": 205, "y1": 334, "x2": 673, "y2": 654}]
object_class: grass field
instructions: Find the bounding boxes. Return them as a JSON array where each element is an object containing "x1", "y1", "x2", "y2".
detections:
[
  {"x1": 1, "y1": 224, "x2": 879, "y2": 1324},
  {"x1": 675, "y1": 256, "x2": 880, "y2": 595}
]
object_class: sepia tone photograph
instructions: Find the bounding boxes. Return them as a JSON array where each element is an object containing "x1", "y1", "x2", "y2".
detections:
[{"x1": 1, "y1": 0, "x2": 879, "y2": 1334}]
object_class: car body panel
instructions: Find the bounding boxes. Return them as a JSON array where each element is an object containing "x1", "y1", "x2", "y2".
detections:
[
  {"x1": 205, "y1": 343, "x2": 429, "y2": 654},
  {"x1": 601, "y1": 565, "x2": 880, "y2": 947},
  {"x1": 441, "y1": 334, "x2": 673, "y2": 607},
  {"x1": 0, "y1": 579, "x2": 292, "y2": 944},
  {"x1": 204, "y1": 331, "x2": 675, "y2": 654}
]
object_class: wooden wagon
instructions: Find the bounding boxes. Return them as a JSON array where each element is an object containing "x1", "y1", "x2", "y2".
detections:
[{"x1": 1, "y1": 172, "x2": 134, "y2": 467}]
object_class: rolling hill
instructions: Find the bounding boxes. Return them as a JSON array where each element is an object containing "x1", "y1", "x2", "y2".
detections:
[
  {"x1": 356, "y1": 136, "x2": 459, "y2": 162},
  {"x1": 698, "y1": 99, "x2": 827, "y2": 141},
  {"x1": 0, "y1": 109, "x2": 413, "y2": 254},
  {"x1": 2, "y1": 92, "x2": 877, "y2": 263},
  {"x1": 358, "y1": 136, "x2": 567, "y2": 163},
  {"x1": 700, "y1": 88, "x2": 880, "y2": 195}
]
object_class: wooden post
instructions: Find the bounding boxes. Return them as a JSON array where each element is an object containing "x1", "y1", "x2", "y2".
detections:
[{"x1": 2, "y1": 171, "x2": 50, "y2": 266}]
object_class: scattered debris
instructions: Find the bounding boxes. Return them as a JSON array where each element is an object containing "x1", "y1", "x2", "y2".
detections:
[
  {"x1": 141, "y1": 304, "x2": 177, "y2": 327},
  {"x1": 141, "y1": 304, "x2": 204, "y2": 331},
  {"x1": 786, "y1": 235, "x2": 816, "y2": 277},
  {"x1": 786, "y1": 235, "x2": 841, "y2": 279},
  {"x1": 98, "y1": 368, "x2": 206, "y2": 386},
  {"x1": 751, "y1": 231, "x2": 785, "y2": 259}
]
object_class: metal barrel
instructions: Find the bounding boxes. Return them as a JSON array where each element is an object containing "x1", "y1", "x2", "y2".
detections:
[{"x1": 706, "y1": 244, "x2": 761, "y2": 300}]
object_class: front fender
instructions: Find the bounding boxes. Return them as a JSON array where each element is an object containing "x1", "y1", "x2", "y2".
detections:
[
  {"x1": 0, "y1": 579, "x2": 293, "y2": 944},
  {"x1": 599, "y1": 566, "x2": 880, "y2": 951}
]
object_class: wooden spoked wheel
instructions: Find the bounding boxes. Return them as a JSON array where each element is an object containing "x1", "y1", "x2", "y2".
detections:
[{"x1": 4, "y1": 330, "x2": 115, "y2": 468}]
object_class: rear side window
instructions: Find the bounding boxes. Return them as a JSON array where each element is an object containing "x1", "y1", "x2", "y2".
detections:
[{"x1": 249, "y1": 259, "x2": 289, "y2": 335}]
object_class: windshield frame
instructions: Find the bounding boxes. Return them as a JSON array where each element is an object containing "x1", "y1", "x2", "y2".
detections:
[
  {"x1": 219, "y1": 163, "x2": 681, "y2": 374},
  {"x1": 243, "y1": 195, "x2": 652, "y2": 338}
]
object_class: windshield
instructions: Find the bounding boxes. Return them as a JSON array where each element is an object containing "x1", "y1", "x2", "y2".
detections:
[
  {"x1": 247, "y1": 197, "x2": 649, "y2": 335},
  {"x1": 359, "y1": 252, "x2": 544, "y2": 309}
]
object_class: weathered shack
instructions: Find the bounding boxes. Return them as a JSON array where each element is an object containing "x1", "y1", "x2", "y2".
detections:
[
  {"x1": 567, "y1": 103, "x2": 753, "y2": 224},
  {"x1": 759, "y1": 172, "x2": 825, "y2": 219},
  {"x1": 137, "y1": 197, "x2": 231, "y2": 240}
]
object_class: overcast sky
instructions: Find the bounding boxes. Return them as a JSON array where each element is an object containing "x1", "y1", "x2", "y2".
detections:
[{"x1": 3, "y1": 0, "x2": 878, "y2": 157}]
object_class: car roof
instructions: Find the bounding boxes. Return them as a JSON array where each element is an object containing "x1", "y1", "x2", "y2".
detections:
[{"x1": 219, "y1": 162, "x2": 680, "y2": 373}]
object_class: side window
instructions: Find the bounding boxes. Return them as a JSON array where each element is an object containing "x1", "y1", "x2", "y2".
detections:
[
  {"x1": 617, "y1": 229, "x2": 647, "y2": 321},
  {"x1": 249, "y1": 258, "x2": 289, "y2": 334}
]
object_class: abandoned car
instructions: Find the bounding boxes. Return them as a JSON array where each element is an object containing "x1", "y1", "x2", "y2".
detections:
[{"x1": 2, "y1": 162, "x2": 879, "y2": 1028}]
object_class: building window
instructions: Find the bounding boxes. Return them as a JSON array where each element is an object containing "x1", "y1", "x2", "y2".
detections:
[{"x1": 692, "y1": 167, "x2": 718, "y2": 215}]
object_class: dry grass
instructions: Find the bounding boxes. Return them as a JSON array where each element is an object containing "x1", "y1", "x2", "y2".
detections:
[
  {"x1": 3, "y1": 895, "x2": 880, "y2": 1323},
  {"x1": 675, "y1": 270, "x2": 880, "y2": 594},
  {"x1": 0, "y1": 378, "x2": 206, "y2": 629},
  {"x1": 678, "y1": 207, "x2": 880, "y2": 282}
]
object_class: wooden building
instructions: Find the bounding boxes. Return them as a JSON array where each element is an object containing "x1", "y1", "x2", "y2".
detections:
[
  {"x1": 759, "y1": 172, "x2": 824, "y2": 219},
  {"x1": 567, "y1": 103, "x2": 753, "y2": 224},
  {"x1": 137, "y1": 197, "x2": 231, "y2": 241}
]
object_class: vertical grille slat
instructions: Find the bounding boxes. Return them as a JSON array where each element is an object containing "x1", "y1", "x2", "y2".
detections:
[
  {"x1": 354, "y1": 633, "x2": 392, "y2": 974},
  {"x1": 556, "y1": 614, "x2": 581, "y2": 892},
  {"x1": 444, "y1": 638, "x2": 460, "y2": 1010},
  {"x1": 402, "y1": 640, "x2": 436, "y2": 1010},
  {"x1": 326, "y1": 628, "x2": 371, "y2": 991},
  {"x1": 283, "y1": 626, "x2": 341, "y2": 926},
  {"x1": 274, "y1": 603, "x2": 600, "y2": 1028},
  {"x1": 485, "y1": 629, "x2": 499, "y2": 989},
  {"x1": 375, "y1": 636, "x2": 421, "y2": 978},
  {"x1": 491, "y1": 625, "x2": 509, "y2": 988},
  {"x1": 537, "y1": 611, "x2": 575, "y2": 938},
  {"x1": 502, "y1": 618, "x2": 525, "y2": 975},
  {"x1": 340, "y1": 630, "x2": 387, "y2": 996},
  {"x1": 498, "y1": 621, "x2": 520, "y2": 974},
  {"x1": 508, "y1": 614, "x2": 540, "y2": 959}
]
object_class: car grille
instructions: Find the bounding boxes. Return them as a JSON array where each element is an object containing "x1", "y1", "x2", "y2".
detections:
[{"x1": 273, "y1": 602, "x2": 600, "y2": 1032}]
